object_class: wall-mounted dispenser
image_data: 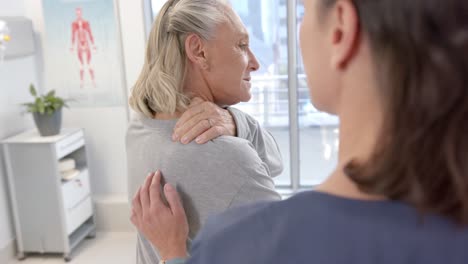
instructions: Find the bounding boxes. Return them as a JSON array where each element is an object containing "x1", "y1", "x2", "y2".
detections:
[
  {"x1": 0, "y1": 19, "x2": 10, "y2": 62},
  {"x1": 0, "y1": 17, "x2": 35, "y2": 61}
]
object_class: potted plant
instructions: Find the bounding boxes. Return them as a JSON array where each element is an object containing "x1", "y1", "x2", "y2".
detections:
[{"x1": 22, "y1": 84, "x2": 69, "y2": 137}]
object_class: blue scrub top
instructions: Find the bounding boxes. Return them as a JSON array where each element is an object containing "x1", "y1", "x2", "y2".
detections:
[{"x1": 183, "y1": 191, "x2": 468, "y2": 264}]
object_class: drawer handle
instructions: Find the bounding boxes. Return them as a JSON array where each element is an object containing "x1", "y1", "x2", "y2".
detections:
[{"x1": 75, "y1": 179, "x2": 83, "y2": 187}]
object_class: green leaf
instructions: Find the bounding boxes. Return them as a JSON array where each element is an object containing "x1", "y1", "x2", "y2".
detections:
[
  {"x1": 46, "y1": 90, "x2": 55, "y2": 98},
  {"x1": 36, "y1": 98, "x2": 45, "y2": 114},
  {"x1": 21, "y1": 86, "x2": 72, "y2": 113},
  {"x1": 53, "y1": 103, "x2": 61, "y2": 110},
  {"x1": 29, "y1": 84, "x2": 37, "y2": 97}
]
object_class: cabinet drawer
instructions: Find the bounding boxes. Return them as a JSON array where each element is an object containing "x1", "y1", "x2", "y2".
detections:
[
  {"x1": 56, "y1": 130, "x2": 85, "y2": 159},
  {"x1": 61, "y1": 169, "x2": 91, "y2": 210},
  {"x1": 65, "y1": 196, "x2": 93, "y2": 235}
]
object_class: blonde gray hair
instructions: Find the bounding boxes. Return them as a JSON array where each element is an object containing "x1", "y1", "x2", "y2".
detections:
[{"x1": 129, "y1": 0, "x2": 229, "y2": 117}]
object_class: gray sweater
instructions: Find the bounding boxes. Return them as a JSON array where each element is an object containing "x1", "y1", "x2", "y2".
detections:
[{"x1": 126, "y1": 107, "x2": 283, "y2": 264}]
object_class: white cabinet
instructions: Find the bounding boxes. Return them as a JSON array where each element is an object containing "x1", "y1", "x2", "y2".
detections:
[{"x1": 2, "y1": 128, "x2": 96, "y2": 262}]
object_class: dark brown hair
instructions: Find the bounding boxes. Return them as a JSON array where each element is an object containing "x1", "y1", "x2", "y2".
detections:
[{"x1": 322, "y1": 0, "x2": 468, "y2": 224}]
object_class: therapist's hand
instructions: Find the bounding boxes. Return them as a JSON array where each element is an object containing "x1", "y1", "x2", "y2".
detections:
[
  {"x1": 172, "y1": 97, "x2": 237, "y2": 144},
  {"x1": 131, "y1": 171, "x2": 189, "y2": 260}
]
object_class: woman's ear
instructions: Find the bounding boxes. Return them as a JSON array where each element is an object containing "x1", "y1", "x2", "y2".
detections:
[
  {"x1": 328, "y1": 0, "x2": 360, "y2": 70},
  {"x1": 185, "y1": 33, "x2": 209, "y2": 70}
]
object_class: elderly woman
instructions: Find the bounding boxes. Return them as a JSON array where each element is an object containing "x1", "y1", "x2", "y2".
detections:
[
  {"x1": 132, "y1": 0, "x2": 468, "y2": 263},
  {"x1": 126, "y1": 0, "x2": 282, "y2": 263}
]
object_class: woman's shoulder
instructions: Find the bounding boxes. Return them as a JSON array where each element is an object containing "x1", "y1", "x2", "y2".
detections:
[
  {"x1": 127, "y1": 114, "x2": 177, "y2": 133},
  {"x1": 203, "y1": 191, "x2": 323, "y2": 224},
  {"x1": 190, "y1": 191, "x2": 468, "y2": 264},
  {"x1": 210, "y1": 136, "x2": 259, "y2": 158},
  {"x1": 198, "y1": 190, "x2": 468, "y2": 238},
  {"x1": 189, "y1": 195, "x2": 309, "y2": 263},
  {"x1": 195, "y1": 192, "x2": 314, "y2": 239},
  {"x1": 146, "y1": 134, "x2": 263, "y2": 165}
]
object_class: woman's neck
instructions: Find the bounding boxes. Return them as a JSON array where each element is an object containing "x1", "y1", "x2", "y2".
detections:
[
  {"x1": 315, "y1": 61, "x2": 385, "y2": 201},
  {"x1": 183, "y1": 68, "x2": 215, "y2": 103},
  {"x1": 316, "y1": 114, "x2": 385, "y2": 201},
  {"x1": 153, "y1": 70, "x2": 215, "y2": 120}
]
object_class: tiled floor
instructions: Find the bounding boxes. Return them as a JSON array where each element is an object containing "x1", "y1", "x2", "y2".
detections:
[{"x1": 8, "y1": 232, "x2": 136, "y2": 264}]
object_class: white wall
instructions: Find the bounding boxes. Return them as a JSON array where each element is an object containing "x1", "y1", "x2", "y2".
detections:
[
  {"x1": 0, "y1": 0, "x2": 147, "y2": 247},
  {"x1": 0, "y1": 0, "x2": 41, "y2": 250}
]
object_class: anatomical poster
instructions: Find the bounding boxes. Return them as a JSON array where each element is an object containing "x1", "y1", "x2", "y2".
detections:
[{"x1": 42, "y1": 0, "x2": 125, "y2": 107}]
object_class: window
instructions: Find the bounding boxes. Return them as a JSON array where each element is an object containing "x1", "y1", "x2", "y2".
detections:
[
  {"x1": 295, "y1": 2, "x2": 339, "y2": 187},
  {"x1": 149, "y1": 0, "x2": 339, "y2": 191}
]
